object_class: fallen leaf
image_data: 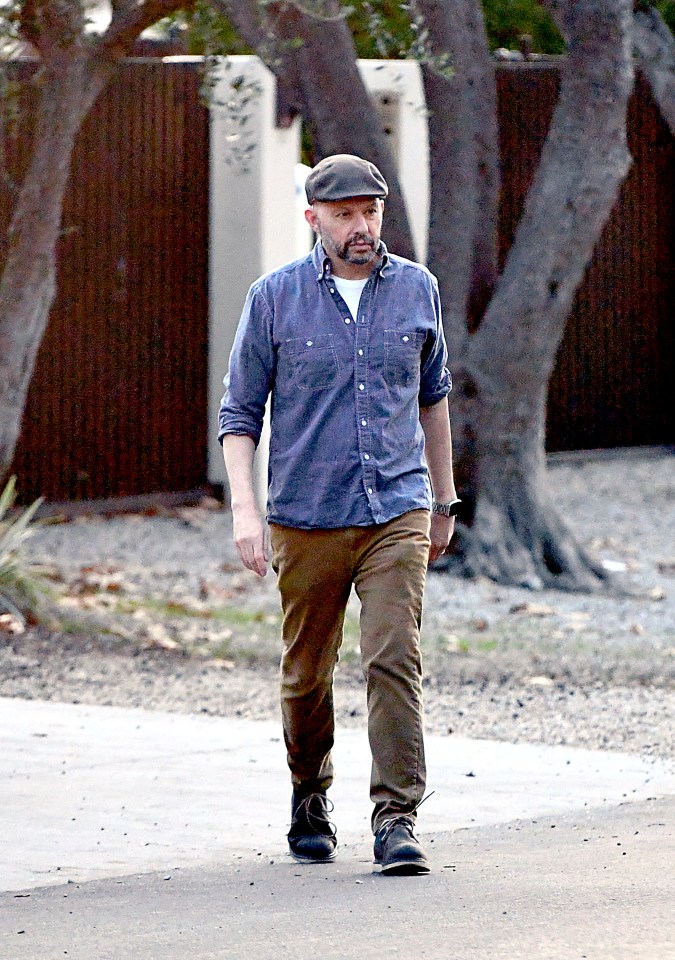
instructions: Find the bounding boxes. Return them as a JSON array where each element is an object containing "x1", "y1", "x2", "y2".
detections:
[
  {"x1": 509, "y1": 602, "x2": 555, "y2": 617},
  {"x1": 0, "y1": 613, "x2": 24, "y2": 635}
]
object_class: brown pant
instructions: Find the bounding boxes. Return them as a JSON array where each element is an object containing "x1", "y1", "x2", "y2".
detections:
[{"x1": 270, "y1": 510, "x2": 430, "y2": 833}]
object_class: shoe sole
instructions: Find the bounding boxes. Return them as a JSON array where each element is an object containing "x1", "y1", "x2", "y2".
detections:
[
  {"x1": 289, "y1": 849, "x2": 338, "y2": 864},
  {"x1": 373, "y1": 858, "x2": 430, "y2": 876}
]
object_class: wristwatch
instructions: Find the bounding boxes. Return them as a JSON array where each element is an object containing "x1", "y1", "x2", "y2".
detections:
[{"x1": 431, "y1": 498, "x2": 462, "y2": 518}]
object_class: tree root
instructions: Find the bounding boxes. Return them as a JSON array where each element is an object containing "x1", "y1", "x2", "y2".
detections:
[{"x1": 450, "y1": 493, "x2": 621, "y2": 594}]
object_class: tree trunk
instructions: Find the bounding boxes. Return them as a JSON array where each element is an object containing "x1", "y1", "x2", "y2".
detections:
[
  {"x1": 458, "y1": 0, "x2": 635, "y2": 590},
  {"x1": 0, "y1": 56, "x2": 108, "y2": 484},
  {"x1": 419, "y1": 0, "x2": 500, "y2": 495},
  {"x1": 419, "y1": 0, "x2": 500, "y2": 346},
  {"x1": 0, "y1": 0, "x2": 186, "y2": 488}
]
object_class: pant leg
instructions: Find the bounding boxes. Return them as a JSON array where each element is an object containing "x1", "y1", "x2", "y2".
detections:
[
  {"x1": 270, "y1": 524, "x2": 353, "y2": 795},
  {"x1": 352, "y1": 510, "x2": 431, "y2": 833}
]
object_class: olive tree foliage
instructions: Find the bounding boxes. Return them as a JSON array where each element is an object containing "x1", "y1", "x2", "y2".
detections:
[{"x1": 0, "y1": 0, "x2": 673, "y2": 592}]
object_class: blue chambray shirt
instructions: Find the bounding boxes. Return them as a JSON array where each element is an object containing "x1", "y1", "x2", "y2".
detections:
[{"x1": 218, "y1": 241, "x2": 452, "y2": 529}]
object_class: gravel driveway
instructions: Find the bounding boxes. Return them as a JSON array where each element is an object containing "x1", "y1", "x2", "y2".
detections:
[{"x1": 2, "y1": 450, "x2": 673, "y2": 760}]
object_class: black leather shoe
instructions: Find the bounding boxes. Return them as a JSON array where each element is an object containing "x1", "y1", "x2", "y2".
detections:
[
  {"x1": 288, "y1": 792, "x2": 337, "y2": 863},
  {"x1": 373, "y1": 816, "x2": 430, "y2": 875}
]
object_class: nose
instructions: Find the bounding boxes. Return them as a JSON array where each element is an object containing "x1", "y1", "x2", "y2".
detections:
[{"x1": 354, "y1": 213, "x2": 370, "y2": 233}]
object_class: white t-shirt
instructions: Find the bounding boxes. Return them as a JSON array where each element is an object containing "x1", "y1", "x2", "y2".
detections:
[{"x1": 333, "y1": 276, "x2": 369, "y2": 321}]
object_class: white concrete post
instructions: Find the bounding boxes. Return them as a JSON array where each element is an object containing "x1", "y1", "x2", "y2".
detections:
[
  {"x1": 357, "y1": 60, "x2": 430, "y2": 264},
  {"x1": 208, "y1": 57, "x2": 301, "y2": 503}
]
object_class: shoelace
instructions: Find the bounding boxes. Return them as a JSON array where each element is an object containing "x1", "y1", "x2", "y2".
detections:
[
  {"x1": 293, "y1": 794, "x2": 337, "y2": 837},
  {"x1": 377, "y1": 790, "x2": 436, "y2": 840}
]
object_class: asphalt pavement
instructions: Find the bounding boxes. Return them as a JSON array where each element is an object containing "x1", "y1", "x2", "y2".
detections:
[{"x1": 1, "y1": 697, "x2": 674, "y2": 959}]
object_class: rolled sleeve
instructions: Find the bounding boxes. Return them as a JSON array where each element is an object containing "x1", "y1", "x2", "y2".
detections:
[
  {"x1": 419, "y1": 276, "x2": 452, "y2": 407},
  {"x1": 217, "y1": 284, "x2": 275, "y2": 447}
]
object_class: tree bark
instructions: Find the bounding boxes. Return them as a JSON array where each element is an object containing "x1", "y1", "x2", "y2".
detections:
[
  {"x1": 458, "y1": 0, "x2": 635, "y2": 590},
  {"x1": 418, "y1": 0, "x2": 500, "y2": 496},
  {"x1": 0, "y1": 57, "x2": 102, "y2": 483},
  {"x1": 419, "y1": 0, "x2": 500, "y2": 347}
]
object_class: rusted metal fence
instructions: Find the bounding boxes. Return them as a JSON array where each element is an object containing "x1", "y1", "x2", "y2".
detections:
[
  {"x1": 2, "y1": 60, "x2": 673, "y2": 503},
  {"x1": 497, "y1": 67, "x2": 674, "y2": 451},
  {"x1": 3, "y1": 60, "x2": 210, "y2": 503}
]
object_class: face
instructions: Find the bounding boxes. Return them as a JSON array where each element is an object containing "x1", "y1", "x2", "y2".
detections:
[{"x1": 305, "y1": 197, "x2": 384, "y2": 269}]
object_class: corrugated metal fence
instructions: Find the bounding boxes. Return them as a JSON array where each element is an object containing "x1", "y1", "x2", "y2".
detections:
[
  {"x1": 3, "y1": 60, "x2": 210, "y2": 503},
  {"x1": 497, "y1": 67, "x2": 674, "y2": 451},
  {"x1": 2, "y1": 60, "x2": 673, "y2": 503}
]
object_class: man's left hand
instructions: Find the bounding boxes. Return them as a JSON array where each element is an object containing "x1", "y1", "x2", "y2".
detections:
[{"x1": 428, "y1": 513, "x2": 455, "y2": 564}]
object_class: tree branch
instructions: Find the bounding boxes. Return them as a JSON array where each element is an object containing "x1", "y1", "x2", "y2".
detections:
[
  {"x1": 100, "y1": 0, "x2": 189, "y2": 55},
  {"x1": 634, "y1": 6, "x2": 675, "y2": 135},
  {"x1": 418, "y1": 0, "x2": 499, "y2": 355}
]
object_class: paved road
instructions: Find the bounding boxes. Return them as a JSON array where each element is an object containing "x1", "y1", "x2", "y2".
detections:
[{"x1": 1, "y1": 698, "x2": 674, "y2": 959}]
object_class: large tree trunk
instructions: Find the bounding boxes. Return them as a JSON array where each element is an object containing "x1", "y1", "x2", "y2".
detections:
[
  {"x1": 458, "y1": 0, "x2": 635, "y2": 590},
  {"x1": 0, "y1": 0, "x2": 186, "y2": 487},
  {"x1": 418, "y1": 0, "x2": 500, "y2": 496},
  {"x1": 420, "y1": 0, "x2": 500, "y2": 344},
  {"x1": 0, "y1": 55, "x2": 107, "y2": 483}
]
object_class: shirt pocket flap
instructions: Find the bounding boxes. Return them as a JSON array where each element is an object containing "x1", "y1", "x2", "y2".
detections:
[{"x1": 283, "y1": 334, "x2": 338, "y2": 391}]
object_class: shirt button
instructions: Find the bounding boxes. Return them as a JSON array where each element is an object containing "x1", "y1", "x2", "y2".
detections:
[
  {"x1": 306, "y1": 340, "x2": 313, "y2": 346},
  {"x1": 361, "y1": 419, "x2": 367, "y2": 426},
  {"x1": 344, "y1": 318, "x2": 350, "y2": 324},
  {"x1": 402, "y1": 335, "x2": 410, "y2": 342},
  {"x1": 359, "y1": 383, "x2": 365, "y2": 391},
  {"x1": 367, "y1": 487, "x2": 373, "y2": 495},
  {"x1": 358, "y1": 349, "x2": 364, "y2": 356},
  {"x1": 364, "y1": 454, "x2": 370, "y2": 461},
  {"x1": 329, "y1": 288, "x2": 335, "y2": 293}
]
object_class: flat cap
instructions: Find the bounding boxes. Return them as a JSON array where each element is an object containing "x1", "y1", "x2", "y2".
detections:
[{"x1": 305, "y1": 154, "x2": 388, "y2": 204}]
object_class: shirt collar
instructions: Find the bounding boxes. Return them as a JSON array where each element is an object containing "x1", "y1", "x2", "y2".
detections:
[{"x1": 312, "y1": 240, "x2": 391, "y2": 281}]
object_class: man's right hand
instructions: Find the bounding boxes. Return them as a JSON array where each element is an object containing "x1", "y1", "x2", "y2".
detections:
[{"x1": 232, "y1": 503, "x2": 270, "y2": 578}]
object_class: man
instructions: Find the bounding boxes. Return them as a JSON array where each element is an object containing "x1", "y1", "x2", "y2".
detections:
[{"x1": 219, "y1": 154, "x2": 459, "y2": 875}]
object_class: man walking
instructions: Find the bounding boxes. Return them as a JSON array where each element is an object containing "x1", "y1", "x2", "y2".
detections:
[{"x1": 219, "y1": 154, "x2": 459, "y2": 875}]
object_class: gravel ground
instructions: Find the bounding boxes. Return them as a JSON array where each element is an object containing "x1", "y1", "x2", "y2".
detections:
[{"x1": 1, "y1": 450, "x2": 674, "y2": 760}]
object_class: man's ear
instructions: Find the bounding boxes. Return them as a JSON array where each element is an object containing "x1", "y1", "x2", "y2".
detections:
[{"x1": 304, "y1": 206, "x2": 319, "y2": 233}]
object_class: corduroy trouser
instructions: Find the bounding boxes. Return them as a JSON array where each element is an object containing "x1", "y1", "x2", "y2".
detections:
[{"x1": 269, "y1": 509, "x2": 430, "y2": 833}]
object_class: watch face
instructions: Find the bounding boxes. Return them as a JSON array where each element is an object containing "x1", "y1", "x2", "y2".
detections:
[{"x1": 433, "y1": 499, "x2": 461, "y2": 517}]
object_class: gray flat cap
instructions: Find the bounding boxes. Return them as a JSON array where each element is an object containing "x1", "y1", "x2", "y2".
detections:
[{"x1": 305, "y1": 154, "x2": 388, "y2": 204}]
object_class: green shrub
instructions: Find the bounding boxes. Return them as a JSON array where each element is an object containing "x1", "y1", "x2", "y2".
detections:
[{"x1": 0, "y1": 477, "x2": 44, "y2": 625}]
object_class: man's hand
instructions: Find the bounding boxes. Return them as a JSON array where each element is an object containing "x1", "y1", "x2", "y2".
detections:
[
  {"x1": 232, "y1": 503, "x2": 270, "y2": 578},
  {"x1": 428, "y1": 513, "x2": 455, "y2": 564}
]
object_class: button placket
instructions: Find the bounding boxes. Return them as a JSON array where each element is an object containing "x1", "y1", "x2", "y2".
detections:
[{"x1": 354, "y1": 281, "x2": 375, "y2": 502}]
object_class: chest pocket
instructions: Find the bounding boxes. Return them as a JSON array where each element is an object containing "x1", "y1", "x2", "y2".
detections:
[
  {"x1": 384, "y1": 329, "x2": 425, "y2": 388},
  {"x1": 285, "y1": 334, "x2": 339, "y2": 391}
]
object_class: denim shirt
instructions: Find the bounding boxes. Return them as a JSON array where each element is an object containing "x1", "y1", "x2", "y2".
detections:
[{"x1": 218, "y1": 241, "x2": 452, "y2": 529}]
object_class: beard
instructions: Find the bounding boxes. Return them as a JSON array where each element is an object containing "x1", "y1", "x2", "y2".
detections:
[{"x1": 325, "y1": 232, "x2": 378, "y2": 265}]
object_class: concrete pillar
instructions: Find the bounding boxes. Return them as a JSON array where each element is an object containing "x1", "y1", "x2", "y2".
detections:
[
  {"x1": 208, "y1": 56, "x2": 301, "y2": 498},
  {"x1": 357, "y1": 60, "x2": 430, "y2": 263}
]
